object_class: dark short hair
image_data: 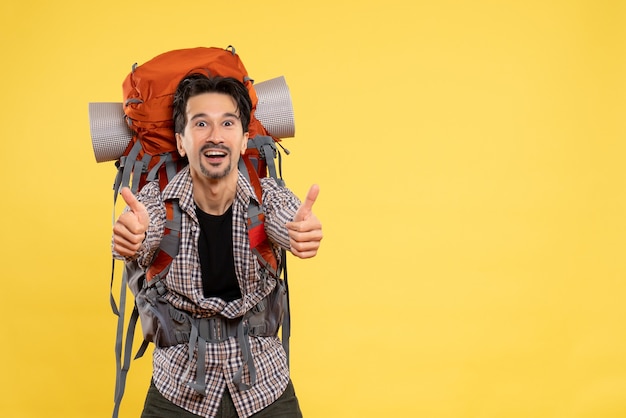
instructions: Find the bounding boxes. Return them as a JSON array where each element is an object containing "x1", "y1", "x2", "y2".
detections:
[{"x1": 172, "y1": 73, "x2": 252, "y2": 134}]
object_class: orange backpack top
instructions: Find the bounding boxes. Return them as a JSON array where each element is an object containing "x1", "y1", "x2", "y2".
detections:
[{"x1": 117, "y1": 45, "x2": 275, "y2": 195}]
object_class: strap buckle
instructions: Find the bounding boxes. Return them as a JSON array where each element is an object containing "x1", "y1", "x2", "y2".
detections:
[{"x1": 197, "y1": 316, "x2": 238, "y2": 343}]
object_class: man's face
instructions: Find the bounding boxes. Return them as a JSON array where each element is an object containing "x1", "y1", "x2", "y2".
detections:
[{"x1": 176, "y1": 92, "x2": 248, "y2": 181}]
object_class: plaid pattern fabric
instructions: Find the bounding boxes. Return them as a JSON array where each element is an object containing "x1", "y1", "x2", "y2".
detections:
[{"x1": 123, "y1": 166, "x2": 300, "y2": 417}]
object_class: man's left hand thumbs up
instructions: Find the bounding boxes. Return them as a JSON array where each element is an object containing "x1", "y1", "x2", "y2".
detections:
[{"x1": 286, "y1": 184, "x2": 323, "y2": 259}]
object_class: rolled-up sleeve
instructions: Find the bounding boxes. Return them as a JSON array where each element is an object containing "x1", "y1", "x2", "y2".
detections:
[{"x1": 260, "y1": 178, "x2": 301, "y2": 250}]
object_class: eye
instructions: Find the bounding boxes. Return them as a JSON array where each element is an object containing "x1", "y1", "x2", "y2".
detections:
[
  {"x1": 196, "y1": 121, "x2": 207, "y2": 127},
  {"x1": 223, "y1": 120, "x2": 234, "y2": 127}
]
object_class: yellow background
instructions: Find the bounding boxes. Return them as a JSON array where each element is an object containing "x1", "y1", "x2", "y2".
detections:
[{"x1": 1, "y1": 0, "x2": 625, "y2": 417}]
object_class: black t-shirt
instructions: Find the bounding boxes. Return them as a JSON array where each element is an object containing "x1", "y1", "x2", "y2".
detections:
[{"x1": 196, "y1": 205, "x2": 242, "y2": 302}]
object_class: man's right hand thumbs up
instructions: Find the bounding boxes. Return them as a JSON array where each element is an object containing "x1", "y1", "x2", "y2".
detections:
[{"x1": 112, "y1": 187, "x2": 150, "y2": 257}]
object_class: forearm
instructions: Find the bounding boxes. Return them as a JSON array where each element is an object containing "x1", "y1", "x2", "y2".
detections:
[{"x1": 261, "y1": 179, "x2": 301, "y2": 250}]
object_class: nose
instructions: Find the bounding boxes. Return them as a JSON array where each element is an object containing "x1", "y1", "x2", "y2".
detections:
[{"x1": 206, "y1": 125, "x2": 223, "y2": 143}]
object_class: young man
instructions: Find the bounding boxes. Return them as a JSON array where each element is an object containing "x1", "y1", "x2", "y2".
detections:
[{"x1": 112, "y1": 74, "x2": 323, "y2": 417}]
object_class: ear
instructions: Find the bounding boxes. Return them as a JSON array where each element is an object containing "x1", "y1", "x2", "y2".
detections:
[
  {"x1": 240, "y1": 132, "x2": 249, "y2": 155},
  {"x1": 176, "y1": 133, "x2": 186, "y2": 157}
]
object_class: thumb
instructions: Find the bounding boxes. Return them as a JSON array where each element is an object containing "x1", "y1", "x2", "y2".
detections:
[
  {"x1": 293, "y1": 184, "x2": 320, "y2": 222},
  {"x1": 120, "y1": 187, "x2": 149, "y2": 227}
]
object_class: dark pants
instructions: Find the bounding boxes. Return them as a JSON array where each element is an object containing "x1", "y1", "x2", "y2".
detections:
[{"x1": 141, "y1": 379, "x2": 303, "y2": 418}]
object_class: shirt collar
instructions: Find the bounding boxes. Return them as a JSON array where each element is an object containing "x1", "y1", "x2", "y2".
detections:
[{"x1": 161, "y1": 164, "x2": 260, "y2": 214}]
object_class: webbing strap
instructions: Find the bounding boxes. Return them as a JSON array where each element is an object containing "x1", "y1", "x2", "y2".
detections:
[
  {"x1": 233, "y1": 320, "x2": 256, "y2": 392},
  {"x1": 184, "y1": 316, "x2": 256, "y2": 395},
  {"x1": 112, "y1": 267, "x2": 128, "y2": 413},
  {"x1": 236, "y1": 146, "x2": 289, "y2": 364},
  {"x1": 281, "y1": 251, "x2": 291, "y2": 365},
  {"x1": 112, "y1": 269, "x2": 141, "y2": 418},
  {"x1": 134, "y1": 339, "x2": 149, "y2": 360},
  {"x1": 262, "y1": 143, "x2": 279, "y2": 182},
  {"x1": 146, "y1": 155, "x2": 166, "y2": 183},
  {"x1": 239, "y1": 155, "x2": 263, "y2": 202},
  {"x1": 119, "y1": 140, "x2": 142, "y2": 195},
  {"x1": 112, "y1": 163, "x2": 124, "y2": 216},
  {"x1": 159, "y1": 232, "x2": 181, "y2": 259},
  {"x1": 238, "y1": 154, "x2": 279, "y2": 276},
  {"x1": 109, "y1": 259, "x2": 119, "y2": 316},
  {"x1": 255, "y1": 136, "x2": 280, "y2": 183},
  {"x1": 164, "y1": 154, "x2": 179, "y2": 185},
  {"x1": 184, "y1": 322, "x2": 208, "y2": 395},
  {"x1": 146, "y1": 200, "x2": 181, "y2": 282},
  {"x1": 247, "y1": 202, "x2": 278, "y2": 276},
  {"x1": 130, "y1": 153, "x2": 150, "y2": 193}
]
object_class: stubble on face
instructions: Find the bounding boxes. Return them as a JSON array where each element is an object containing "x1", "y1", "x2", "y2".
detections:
[{"x1": 198, "y1": 142, "x2": 233, "y2": 180}]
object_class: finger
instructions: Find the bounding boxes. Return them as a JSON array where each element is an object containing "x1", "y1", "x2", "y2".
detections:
[
  {"x1": 293, "y1": 184, "x2": 320, "y2": 222},
  {"x1": 112, "y1": 219, "x2": 145, "y2": 256},
  {"x1": 289, "y1": 237, "x2": 322, "y2": 253},
  {"x1": 287, "y1": 212, "x2": 322, "y2": 234},
  {"x1": 115, "y1": 211, "x2": 144, "y2": 235},
  {"x1": 289, "y1": 241, "x2": 320, "y2": 259},
  {"x1": 287, "y1": 223, "x2": 323, "y2": 241},
  {"x1": 113, "y1": 239, "x2": 140, "y2": 257},
  {"x1": 287, "y1": 218, "x2": 323, "y2": 259},
  {"x1": 290, "y1": 249, "x2": 318, "y2": 259},
  {"x1": 112, "y1": 226, "x2": 139, "y2": 253},
  {"x1": 120, "y1": 187, "x2": 150, "y2": 228},
  {"x1": 121, "y1": 187, "x2": 140, "y2": 213},
  {"x1": 113, "y1": 218, "x2": 145, "y2": 243}
]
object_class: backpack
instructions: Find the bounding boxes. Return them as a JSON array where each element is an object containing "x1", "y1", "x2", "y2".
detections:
[{"x1": 88, "y1": 45, "x2": 295, "y2": 418}]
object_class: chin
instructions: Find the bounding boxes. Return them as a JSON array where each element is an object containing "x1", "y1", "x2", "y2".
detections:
[{"x1": 200, "y1": 164, "x2": 231, "y2": 180}]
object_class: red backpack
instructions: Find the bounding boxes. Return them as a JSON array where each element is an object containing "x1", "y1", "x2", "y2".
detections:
[
  {"x1": 89, "y1": 45, "x2": 294, "y2": 417},
  {"x1": 116, "y1": 45, "x2": 284, "y2": 282}
]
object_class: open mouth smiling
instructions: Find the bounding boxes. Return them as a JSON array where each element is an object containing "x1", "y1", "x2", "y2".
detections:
[
  {"x1": 205, "y1": 150, "x2": 227, "y2": 158},
  {"x1": 202, "y1": 147, "x2": 229, "y2": 163}
]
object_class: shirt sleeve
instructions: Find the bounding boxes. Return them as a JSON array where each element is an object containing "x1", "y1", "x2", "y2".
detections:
[
  {"x1": 111, "y1": 182, "x2": 166, "y2": 269},
  {"x1": 260, "y1": 178, "x2": 301, "y2": 250}
]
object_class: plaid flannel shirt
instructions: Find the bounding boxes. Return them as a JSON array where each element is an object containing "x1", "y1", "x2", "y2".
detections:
[{"x1": 124, "y1": 166, "x2": 300, "y2": 417}]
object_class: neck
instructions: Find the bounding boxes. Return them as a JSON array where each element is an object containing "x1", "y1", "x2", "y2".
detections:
[{"x1": 191, "y1": 170, "x2": 239, "y2": 215}]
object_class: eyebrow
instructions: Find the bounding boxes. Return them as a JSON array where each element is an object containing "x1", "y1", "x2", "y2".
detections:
[{"x1": 190, "y1": 112, "x2": 241, "y2": 121}]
